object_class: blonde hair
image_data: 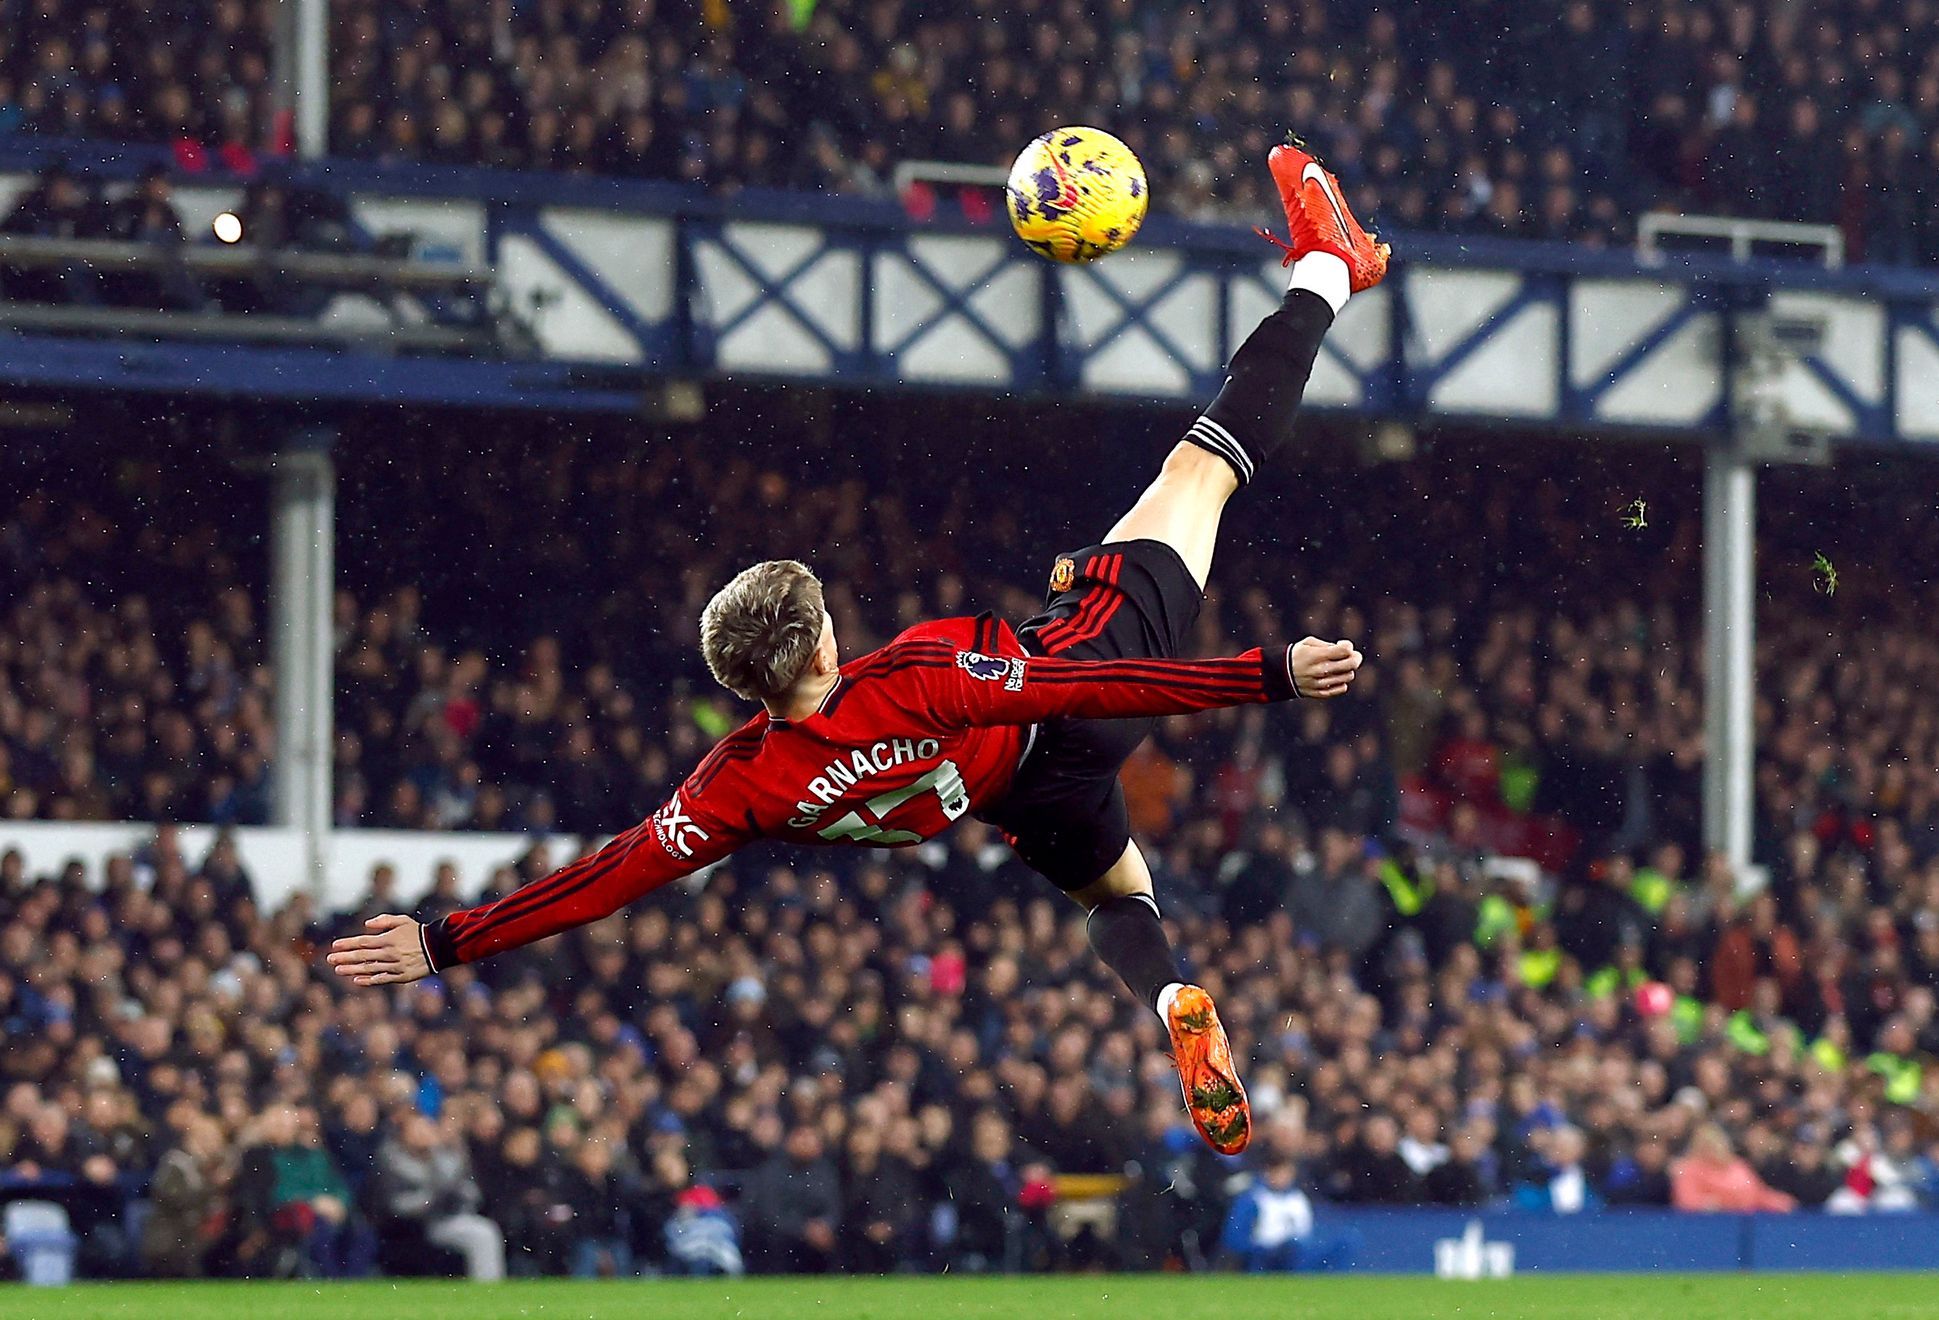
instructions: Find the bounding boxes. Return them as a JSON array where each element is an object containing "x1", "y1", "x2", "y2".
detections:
[{"x1": 699, "y1": 560, "x2": 826, "y2": 702}]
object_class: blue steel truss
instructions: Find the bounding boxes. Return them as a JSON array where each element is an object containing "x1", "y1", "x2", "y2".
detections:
[{"x1": 0, "y1": 139, "x2": 1935, "y2": 443}]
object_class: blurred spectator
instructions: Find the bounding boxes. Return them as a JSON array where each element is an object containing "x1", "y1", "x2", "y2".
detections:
[
  {"x1": 1709, "y1": 891, "x2": 1802, "y2": 1011},
  {"x1": 1290, "y1": 831, "x2": 1386, "y2": 962},
  {"x1": 941, "y1": 1109, "x2": 1050, "y2": 1272},
  {"x1": 1219, "y1": 1156, "x2": 1356, "y2": 1272},
  {"x1": 233, "y1": 1104, "x2": 374, "y2": 1279},
  {"x1": 0, "y1": 160, "x2": 102, "y2": 302},
  {"x1": 473, "y1": 1125, "x2": 572, "y2": 1277},
  {"x1": 742, "y1": 1125, "x2": 840, "y2": 1275},
  {"x1": 373, "y1": 1114, "x2": 505, "y2": 1281},
  {"x1": 1670, "y1": 1124, "x2": 1797, "y2": 1213},
  {"x1": 1330, "y1": 1114, "x2": 1421, "y2": 1205},
  {"x1": 1765, "y1": 1135, "x2": 1844, "y2": 1210},
  {"x1": 839, "y1": 1123, "x2": 920, "y2": 1273},
  {"x1": 98, "y1": 163, "x2": 200, "y2": 309},
  {"x1": 1602, "y1": 1137, "x2": 1675, "y2": 1208},
  {"x1": 1423, "y1": 1125, "x2": 1496, "y2": 1207},
  {"x1": 665, "y1": 1178, "x2": 744, "y2": 1277},
  {"x1": 560, "y1": 1135, "x2": 634, "y2": 1278},
  {"x1": 140, "y1": 1116, "x2": 227, "y2": 1278},
  {"x1": 1512, "y1": 1126, "x2": 1602, "y2": 1214}
]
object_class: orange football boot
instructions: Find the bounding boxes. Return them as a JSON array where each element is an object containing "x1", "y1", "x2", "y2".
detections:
[
  {"x1": 1260, "y1": 136, "x2": 1391, "y2": 292},
  {"x1": 1166, "y1": 984, "x2": 1252, "y2": 1155}
]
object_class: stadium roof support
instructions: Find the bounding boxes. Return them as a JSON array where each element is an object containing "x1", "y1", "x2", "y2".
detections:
[
  {"x1": 273, "y1": 0, "x2": 330, "y2": 158},
  {"x1": 270, "y1": 432, "x2": 335, "y2": 894},
  {"x1": 1701, "y1": 442, "x2": 1755, "y2": 873}
]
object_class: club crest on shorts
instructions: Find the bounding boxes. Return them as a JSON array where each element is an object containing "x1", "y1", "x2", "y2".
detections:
[{"x1": 1049, "y1": 556, "x2": 1076, "y2": 594}]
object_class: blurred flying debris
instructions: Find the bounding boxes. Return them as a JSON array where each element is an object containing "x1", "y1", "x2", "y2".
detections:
[
  {"x1": 1812, "y1": 551, "x2": 1838, "y2": 596},
  {"x1": 1620, "y1": 498, "x2": 1648, "y2": 530}
]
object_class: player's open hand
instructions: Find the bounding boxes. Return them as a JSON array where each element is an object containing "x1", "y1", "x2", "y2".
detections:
[
  {"x1": 327, "y1": 914, "x2": 431, "y2": 986},
  {"x1": 1290, "y1": 636, "x2": 1362, "y2": 699}
]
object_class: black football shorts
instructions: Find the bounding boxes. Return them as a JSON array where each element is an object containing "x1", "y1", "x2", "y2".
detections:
[{"x1": 980, "y1": 537, "x2": 1204, "y2": 890}]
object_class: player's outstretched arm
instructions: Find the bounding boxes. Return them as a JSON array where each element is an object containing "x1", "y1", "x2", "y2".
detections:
[
  {"x1": 328, "y1": 790, "x2": 745, "y2": 984},
  {"x1": 929, "y1": 635, "x2": 1361, "y2": 729}
]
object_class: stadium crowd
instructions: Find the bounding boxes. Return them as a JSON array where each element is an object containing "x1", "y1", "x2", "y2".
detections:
[
  {"x1": 5, "y1": 410, "x2": 1934, "y2": 871},
  {"x1": 4, "y1": 405, "x2": 1939, "y2": 1277},
  {"x1": 3, "y1": 0, "x2": 1939, "y2": 261},
  {"x1": 5, "y1": 794, "x2": 1939, "y2": 1281},
  {"x1": 6, "y1": 0, "x2": 1939, "y2": 1291}
]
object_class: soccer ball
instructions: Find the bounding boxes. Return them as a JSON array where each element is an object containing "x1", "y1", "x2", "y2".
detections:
[{"x1": 1006, "y1": 127, "x2": 1148, "y2": 264}]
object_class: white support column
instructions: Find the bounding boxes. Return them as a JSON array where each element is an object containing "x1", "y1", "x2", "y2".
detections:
[
  {"x1": 276, "y1": 0, "x2": 329, "y2": 158},
  {"x1": 1702, "y1": 441, "x2": 1756, "y2": 872},
  {"x1": 294, "y1": 0, "x2": 329, "y2": 159},
  {"x1": 271, "y1": 435, "x2": 335, "y2": 897}
]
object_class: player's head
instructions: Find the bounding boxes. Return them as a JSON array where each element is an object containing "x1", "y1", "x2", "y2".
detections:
[{"x1": 699, "y1": 559, "x2": 836, "y2": 704}]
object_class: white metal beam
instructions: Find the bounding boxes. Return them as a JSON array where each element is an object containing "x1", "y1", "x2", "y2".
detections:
[
  {"x1": 296, "y1": 0, "x2": 328, "y2": 158},
  {"x1": 270, "y1": 436, "x2": 335, "y2": 896},
  {"x1": 1701, "y1": 441, "x2": 1756, "y2": 871},
  {"x1": 275, "y1": 0, "x2": 330, "y2": 158}
]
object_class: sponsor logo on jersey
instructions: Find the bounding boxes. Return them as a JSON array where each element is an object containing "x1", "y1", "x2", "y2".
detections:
[
  {"x1": 652, "y1": 794, "x2": 710, "y2": 858},
  {"x1": 1049, "y1": 556, "x2": 1076, "y2": 594}
]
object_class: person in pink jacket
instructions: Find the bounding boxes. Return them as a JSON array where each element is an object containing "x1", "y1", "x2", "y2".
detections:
[{"x1": 1671, "y1": 1124, "x2": 1798, "y2": 1213}]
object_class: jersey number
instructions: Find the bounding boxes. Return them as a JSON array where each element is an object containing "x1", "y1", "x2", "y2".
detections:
[{"x1": 817, "y1": 761, "x2": 970, "y2": 845}]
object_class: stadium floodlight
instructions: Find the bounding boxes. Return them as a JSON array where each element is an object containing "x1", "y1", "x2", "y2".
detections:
[
  {"x1": 1732, "y1": 310, "x2": 1836, "y2": 467},
  {"x1": 1700, "y1": 298, "x2": 1836, "y2": 876}
]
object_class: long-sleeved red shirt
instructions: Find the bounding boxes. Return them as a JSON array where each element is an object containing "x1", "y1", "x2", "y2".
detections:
[{"x1": 422, "y1": 613, "x2": 1300, "y2": 970}]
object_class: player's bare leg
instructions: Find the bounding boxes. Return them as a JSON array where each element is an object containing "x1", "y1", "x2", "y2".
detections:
[
  {"x1": 1070, "y1": 843, "x2": 1252, "y2": 1154},
  {"x1": 1102, "y1": 443, "x2": 1237, "y2": 590}
]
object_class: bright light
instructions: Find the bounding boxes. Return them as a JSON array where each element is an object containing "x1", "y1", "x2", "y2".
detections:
[{"x1": 212, "y1": 212, "x2": 243, "y2": 244}]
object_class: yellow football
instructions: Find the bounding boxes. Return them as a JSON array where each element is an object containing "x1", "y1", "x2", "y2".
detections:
[{"x1": 1006, "y1": 127, "x2": 1149, "y2": 263}]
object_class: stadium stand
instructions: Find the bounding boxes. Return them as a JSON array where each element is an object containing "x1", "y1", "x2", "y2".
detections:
[
  {"x1": 6, "y1": 0, "x2": 1939, "y2": 1292},
  {"x1": 3, "y1": 807, "x2": 1939, "y2": 1280},
  {"x1": 6, "y1": 407, "x2": 1936, "y2": 864},
  {"x1": 4, "y1": 404, "x2": 1939, "y2": 1277},
  {"x1": 3, "y1": 0, "x2": 1939, "y2": 260}
]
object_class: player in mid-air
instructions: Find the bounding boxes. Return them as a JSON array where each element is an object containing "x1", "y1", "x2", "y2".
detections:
[{"x1": 330, "y1": 141, "x2": 1390, "y2": 1156}]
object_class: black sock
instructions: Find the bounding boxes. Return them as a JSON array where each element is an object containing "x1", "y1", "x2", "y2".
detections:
[
  {"x1": 1185, "y1": 288, "x2": 1335, "y2": 484},
  {"x1": 1086, "y1": 893, "x2": 1184, "y2": 1014}
]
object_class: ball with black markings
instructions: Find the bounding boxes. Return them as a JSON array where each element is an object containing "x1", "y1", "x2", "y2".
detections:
[{"x1": 1006, "y1": 127, "x2": 1149, "y2": 264}]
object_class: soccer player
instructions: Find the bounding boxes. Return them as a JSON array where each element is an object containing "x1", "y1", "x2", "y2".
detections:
[{"x1": 330, "y1": 143, "x2": 1390, "y2": 1156}]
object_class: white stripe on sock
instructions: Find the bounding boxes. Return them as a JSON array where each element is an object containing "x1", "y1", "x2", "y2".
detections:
[
  {"x1": 1187, "y1": 418, "x2": 1255, "y2": 483},
  {"x1": 1192, "y1": 416, "x2": 1253, "y2": 479},
  {"x1": 1185, "y1": 422, "x2": 1241, "y2": 470}
]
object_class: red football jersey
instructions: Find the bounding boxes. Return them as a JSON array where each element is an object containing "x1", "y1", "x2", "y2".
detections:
[{"x1": 422, "y1": 614, "x2": 1299, "y2": 969}]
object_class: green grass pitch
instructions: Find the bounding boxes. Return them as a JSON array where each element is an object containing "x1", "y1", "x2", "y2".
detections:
[{"x1": 13, "y1": 1274, "x2": 1939, "y2": 1320}]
